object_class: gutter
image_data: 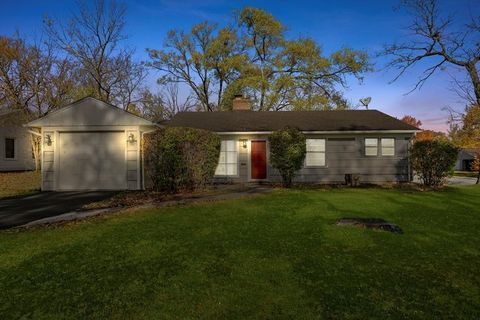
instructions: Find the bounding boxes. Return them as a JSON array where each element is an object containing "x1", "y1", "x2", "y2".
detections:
[
  {"x1": 27, "y1": 130, "x2": 42, "y2": 136},
  {"x1": 216, "y1": 130, "x2": 420, "y2": 135}
]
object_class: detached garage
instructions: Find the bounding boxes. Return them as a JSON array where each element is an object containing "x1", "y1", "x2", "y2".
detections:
[{"x1": 28, "y1": 97, "x2": 158, "y2": 191}]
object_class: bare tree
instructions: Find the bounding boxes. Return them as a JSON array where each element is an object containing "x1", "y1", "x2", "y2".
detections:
[
  {"x1": 116, "y1": 56, "x2": 148, "y2": 110},
  {"x1": 44, "y1": 0, "x2": 146, "y2": 109},
  {"x1": 447, "y1": 70, "x2": 477, "y2": 106},
  {"x1": 147, "y1": 22, "x2": 221, "y2": 111},
  {"x1": 0, "y1": 35, "x2": 77, "y2": 170},
  {"x1": 141, "y1": 83, "x2": 194, "y2": 122},
  {"x1": 161, "y1": 82, "x2": 195, "y2": 118},
  {"x1": 139, "y1": 89, "x2": 165, "y2": 123},
  {"x1": 0, "y1": 36, "x2": 31, "y2": 111},
  {"x1": 383, "y1": 0, "x2": 480, "y2": 105},
  {"x1": 0, "y1": 36, "x2": 76, "y2": 116}
]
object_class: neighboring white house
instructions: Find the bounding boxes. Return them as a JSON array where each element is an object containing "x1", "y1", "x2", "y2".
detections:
[
  {"x1": 454, "y1": 148, "x2": 479, "y2": 171},
  {"x1": 27, "y1": 97, "x2": 157, "y2": 191},
  {"x1": 0, "y1": 110, "x2": 35, "y2": 172}
]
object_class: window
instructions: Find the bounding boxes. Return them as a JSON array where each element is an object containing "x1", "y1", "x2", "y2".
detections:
[
  {"x1": 305, "y1": 139, "x2": 326, "y2": 166},
  {"x1": 365, "y1": 138, "x2": 378, "y2": 156},
  {"x1": 215, "y1": 140, "x2": 238, "y2": 176},
  {"x1": 381, "y1": 138, "x2": 395, "y2": 156},
  {"x1": 5, "y1": 138, "x2": 15, "y2": 159}
]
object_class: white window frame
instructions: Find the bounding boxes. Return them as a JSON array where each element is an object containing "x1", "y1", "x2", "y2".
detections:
[
  {"x1": 4, "y1": 137, "x2": 16, "y2": 160},
  {"x1": 305, "y1": 138, "x2": 326, "y2": 167},
  {"x1": 365, "y1": 138, "x2": 378, "y2": 156},
  {"x1": 381, "y1": 138, "x2": 395, "y2": 156},
  {"x1": 215, "y1": 140, "x2": 238, "y2": 176}
]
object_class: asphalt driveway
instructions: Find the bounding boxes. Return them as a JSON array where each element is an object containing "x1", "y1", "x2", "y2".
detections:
[{"x1": 0, "y1": 192, "x2": 117, "y2": 229}]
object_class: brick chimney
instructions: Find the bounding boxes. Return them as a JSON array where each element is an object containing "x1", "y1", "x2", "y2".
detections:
[{"x1": 232, "y1": 94, "x2": 251, "y2": 111}]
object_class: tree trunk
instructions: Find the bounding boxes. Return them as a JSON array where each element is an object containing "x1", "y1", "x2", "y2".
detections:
[
  {"x1": 203, "y1": 80, "x2": 211, "y2": 112},
  {"x1": 283, "y1": 174, "x2": 292, "y2": 188},
  {"x1": 465, "y1": 63, "x2": 480, "y2": 106},
  {"x1": 29, "y1": 132, "x2": 41, "y2": 172},
  {"x1": 476, "y1": 170, "x2": 479, "y2": 185},
  {"x1": 217, "y1": 79, "x2": 223, "y2": 109},
  {"x1": 259, "y1": 61, "x2": 266, "y2": 110}
]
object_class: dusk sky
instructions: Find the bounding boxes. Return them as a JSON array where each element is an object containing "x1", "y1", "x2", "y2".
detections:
[{"x1": 1, "y1": 0, "x2": 478, "y2": 131}]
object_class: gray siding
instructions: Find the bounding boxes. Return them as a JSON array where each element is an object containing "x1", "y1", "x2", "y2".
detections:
[{"x1": 215, "y1": 133, "x2": 413, "y2": 184}]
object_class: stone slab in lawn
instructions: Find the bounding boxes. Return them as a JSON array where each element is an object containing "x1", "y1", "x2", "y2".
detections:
[{"x1": 336, "y1": 218, "x2": 403, "y2": 234}]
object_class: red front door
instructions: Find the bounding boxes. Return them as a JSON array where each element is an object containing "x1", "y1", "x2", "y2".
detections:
[{"x1": 251, "y1": 141, "x2": 267, "y2": 179}]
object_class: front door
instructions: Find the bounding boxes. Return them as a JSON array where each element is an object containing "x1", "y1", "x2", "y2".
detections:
[{"x1": 251, "y1": 141, "x2": 267, "y2": 179}]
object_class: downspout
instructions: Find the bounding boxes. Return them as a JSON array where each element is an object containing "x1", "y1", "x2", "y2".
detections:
[
  {"x1": 141, "y1": 132, "x2": 145, "y2": 190},
  {"x1": 408, "y1": 133, "x2": 416, "y2": 182}
]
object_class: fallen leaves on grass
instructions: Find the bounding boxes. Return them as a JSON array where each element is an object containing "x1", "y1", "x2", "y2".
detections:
[
  {"x1": 0, "y1": 171, "x2": 40, "y2": 198},
  {"x1": 82, "y1": 184, "x2": 258, "y2": 210}
]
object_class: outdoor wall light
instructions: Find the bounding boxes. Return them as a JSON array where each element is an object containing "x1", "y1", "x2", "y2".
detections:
[
  {"x1": 241, "y1": 139, "x2": 247, "y2": 149},
  {"x1": 127, "y1": 133, "x2": 136, "y2": 143},
  {"x1": 44, "y1": 134, "x2": 52, "y2": 146}
]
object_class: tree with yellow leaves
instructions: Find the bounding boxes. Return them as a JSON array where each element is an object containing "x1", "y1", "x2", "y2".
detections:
[{"x1": 471, "y1": 153, "x2": 480, "y2": 185}]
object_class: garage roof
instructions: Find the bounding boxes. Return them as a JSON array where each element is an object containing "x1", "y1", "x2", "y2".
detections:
[
  {"x1": 167, "y1": 110, "x2": 419, "y2": 132},
  {"x1": 27, "y1": 97, "x2": 156, "y2": 127}
]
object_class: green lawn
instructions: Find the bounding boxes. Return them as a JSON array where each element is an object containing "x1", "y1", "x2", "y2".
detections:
[
  {"x1": 0, "y1": 171, "x2": 40, "y2": 198},
  {"x1": 1, "y1": 186, "x2": 479, "y2": 319}
]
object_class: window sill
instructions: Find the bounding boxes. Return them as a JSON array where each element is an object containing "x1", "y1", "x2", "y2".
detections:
[{"x1": 365, "y1": 155, "x2": 396, "y2": 157}]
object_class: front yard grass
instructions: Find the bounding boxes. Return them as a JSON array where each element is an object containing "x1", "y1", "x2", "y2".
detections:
[
  {"x1": 1, "y1": 185, "x2": 479, "y2": 319},
  {"x1": 0, "y1": 171, "x2": 40, "y2": 198}
]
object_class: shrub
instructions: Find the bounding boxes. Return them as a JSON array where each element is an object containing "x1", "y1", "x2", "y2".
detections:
[
  {"x1": 144, "y1": 127, "x2": 221, "y2": 193},
  {"x1": 269, "y1": 127, "x2": 306, "y2": 187},
  {"x1": 410, "y1": 140, "x2": 459, "y2": 187},
  {"x1": 471, "y1": 153, "x2": 480, "y2": 185}
]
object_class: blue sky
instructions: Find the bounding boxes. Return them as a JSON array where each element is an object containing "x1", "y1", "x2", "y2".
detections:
[{"x1": 1, "y1": 0, "x2": 478, "y2": 131}]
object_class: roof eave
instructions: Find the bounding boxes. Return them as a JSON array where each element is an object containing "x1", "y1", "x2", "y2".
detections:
[
  {"x1": 215, "y1": 129, "x2": 420, "y2": 135},
  {"x1": 26, "y1": 96, "x2": 158, "y2": 127}
]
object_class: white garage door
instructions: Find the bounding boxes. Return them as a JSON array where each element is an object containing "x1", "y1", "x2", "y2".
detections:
[{"x1": 58, "y1": 132, "x2": 127, "y2": 190}]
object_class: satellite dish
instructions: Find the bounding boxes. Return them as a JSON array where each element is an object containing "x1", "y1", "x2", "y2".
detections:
[{"x1": 359, "y1": 97, "x2": 372, "y2": 109}]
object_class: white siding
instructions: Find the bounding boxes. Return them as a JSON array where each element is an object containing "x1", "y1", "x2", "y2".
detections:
[{"x1": 0, "y1": 126, "x2": 35, "y2": 171}]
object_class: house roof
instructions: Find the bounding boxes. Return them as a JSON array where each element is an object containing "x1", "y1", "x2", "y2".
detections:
[
  {"x1": 461, "y1": 148, "x2": 480, "y2": 157},
  {"x1": 166, "y1": 110, "x2": 419, "y2": 133},
  {"x1": 0, "y1": 109, "x2": 28, "y2": 126},
  {"x1": 27, "y1": 97, "x2": 156, "y2": 127}
]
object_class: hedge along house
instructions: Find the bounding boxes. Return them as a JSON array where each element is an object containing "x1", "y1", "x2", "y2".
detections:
[
  {"x1": 167, "y1": 96, "x2": 420, "y2": 184},
  {"x1": 27, "y1": 97, "x2": 157, "y2": 191}
]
